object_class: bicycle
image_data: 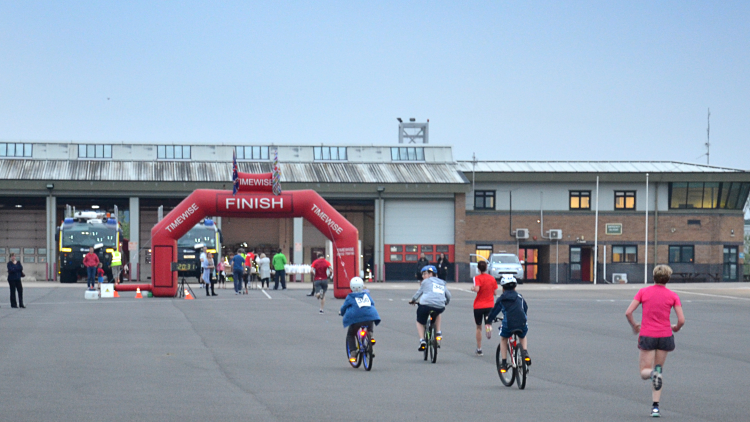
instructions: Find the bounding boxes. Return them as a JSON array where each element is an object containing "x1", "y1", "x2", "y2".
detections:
[
  {"x1": 495, "y1": 325, "x2": 529, "y2": 389},
  {"x1": 346, "y1": 325, "x2": 376, "y2": 371},
  {"x1": 409, "y1": 301, "x2": 441, "y2": 363}
]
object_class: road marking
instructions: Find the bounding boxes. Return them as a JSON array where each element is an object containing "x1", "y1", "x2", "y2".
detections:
[
  {"x1": 261, "y1": 289, "x2": 272, "y2": 299},
  {"x1": 671, "y1": 290, "x2": 750, "y2": 301}
]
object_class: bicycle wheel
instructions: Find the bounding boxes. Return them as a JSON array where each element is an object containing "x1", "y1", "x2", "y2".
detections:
[
  {"x1": 363, "y1": 332, "x2": 374, "y2": 371},
  {"x1": 430, "y1": 324, "x2": 438, "y2": 363},
  {"x1": 346, "y1": 338, "x2": 362, "y2": 368},
  {"x1": 515, "y1": 340, "x2": 527, "y2": 389},
  {"x1": 423, "y1": 320, "x2": 430, "y2": 361},
  {"x1": 496, "y1": 342, "x2": 515, "y2": 386}
]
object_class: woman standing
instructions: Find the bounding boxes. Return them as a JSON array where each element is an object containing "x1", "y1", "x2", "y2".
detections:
[
  {"x1": 625, "y1": 265, "x2": 685, "y2": 418},
  {"x1": 436, "y1": 253, "x2": 451, "y2": 280},
  {"x1": 469, "y1": 260, "x2": 496, "y2": 356},
  {"x1": 258, "y1": 253, "x2": 271, "y2": 289},
  {"x1": 7, "y1": 253, "x2": 24, "y2": 308},
  {"x1": 203, "y1": 252, "x2": 217, "y2": 296}
]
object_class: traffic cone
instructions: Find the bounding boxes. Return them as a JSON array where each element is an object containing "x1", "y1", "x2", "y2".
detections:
[
  {"x1": 184, "y1": 289, "x2": 194, "y2": 300},
  {"x1": 113, "y1": 290, "x2": 120, "y2": 298},
  {"x1": 135, "y1": 288, "x2": 143, "y2": 299}
]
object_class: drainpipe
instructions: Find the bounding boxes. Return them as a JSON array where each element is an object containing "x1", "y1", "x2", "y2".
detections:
[
  {"x1": 654, "y1": 182, "x2": 659, "y2": 265},
  {"x1": 594, "y1": 176, "x2": 599, "y2": 285}
]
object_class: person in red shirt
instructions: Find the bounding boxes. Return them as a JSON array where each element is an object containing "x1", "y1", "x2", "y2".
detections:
[
  {"x1": 625, "y1": 265, "x2": 685, "y2": 418},
  {"x1": 470, "y1": 260, "x2": 497, "y2": 356},
  {"x1": 310, "y1": 253, "x2": 332, "y2": 314},
  {"x1": 243, "y1": 251, "x2": 256, "y2": 293},
  {"x1": 83, "y1": 247, "x2": 100, "y2": 290}
]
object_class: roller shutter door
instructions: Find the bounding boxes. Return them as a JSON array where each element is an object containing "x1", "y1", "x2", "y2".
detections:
[
  {"x1": 0, "y1": 209, "x2": 46, "y2": 280},
  {"x1": 384, "y1": 200, "x2": 454, "y2": 244}
]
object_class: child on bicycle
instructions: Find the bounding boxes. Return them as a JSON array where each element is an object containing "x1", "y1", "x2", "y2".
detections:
[
  {"x1": 409, "y1": 265, "x2": 451, "y2": 352},
  {"x1": 486, "y1": 274, "x2": 530, "y2": 372},
  {"x1": 339, "y1": 277, "x2": 381, "y2": 359}
]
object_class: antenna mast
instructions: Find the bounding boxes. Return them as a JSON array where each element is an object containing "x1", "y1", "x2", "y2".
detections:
[{"x1": 705, "y1": 108, "x2": 710, "y2": 165}]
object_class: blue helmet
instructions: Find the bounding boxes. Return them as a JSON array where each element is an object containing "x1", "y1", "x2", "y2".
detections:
[{"x1": 421, "y1": 265, "x2": 437, "y2": 274}]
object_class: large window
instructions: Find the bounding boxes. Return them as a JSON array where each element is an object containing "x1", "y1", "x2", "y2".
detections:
[
  {"x1": 612, "y1": 245, "x2": 637, "y2": 263},
  {"x1": 78, "y1": 144, "x2": 112, "y2": 159},
  {"x1": 391, "y1": 147, "x2": 425, "y2": 161},
  {"x1": 0, "y1": 143, "x2": 33, "y2": 158},
  {"x1": 235, "y1": 146, "x2": 269, "y2": 160},
  {"x1": 569, "y1": 191, "x2": 591, "y2": 210},
  {"x1": 313, "y1": 146, "x2": 347, "y2": 161},
  {"x1": 157, "y1": 145, "x2": 191, "y2": 160},
  {"x1": 614, "y1": 191, "x2": 636, "y2": 210},
  {"x1": 474, "y1": 190, "x2": 495, "y2": 210},
  {"x1": 669, "y1": 182, "x2": 750, "y2": 210},
  {"x1": 669, "y1": 245, "x2": 694, "y2": 264},
  {"x1": 473, "y1": 245, "x2": 492, "y2": 262}
]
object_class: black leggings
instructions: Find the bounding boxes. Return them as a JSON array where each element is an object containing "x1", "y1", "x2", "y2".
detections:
[
  {"x1": 8, "y1": 279, "x2": 23, "y2": 307},
  {"x1": 261, "y1": 277, "x2": 270, "y2": 288},
  {"x1": 347, "y1": 321, "x2": 375, "y2": 352},
  {"x1": 205, "y1": 280, "x2": 215, "y2": 296}
]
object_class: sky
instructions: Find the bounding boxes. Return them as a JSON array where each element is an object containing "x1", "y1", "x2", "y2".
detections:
[{"x1": 1, "y1": 1, "x2": 749, "y2": 172}]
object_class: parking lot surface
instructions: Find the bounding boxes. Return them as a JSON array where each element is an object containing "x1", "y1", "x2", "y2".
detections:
[{"x1": 1, "y1": 282, "x2": 749, "y2": 421}]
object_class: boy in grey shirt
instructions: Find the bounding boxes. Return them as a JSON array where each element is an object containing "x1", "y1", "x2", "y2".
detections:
[{"x1": 409, "y1": 265, "x2": 451, "y2": 351}]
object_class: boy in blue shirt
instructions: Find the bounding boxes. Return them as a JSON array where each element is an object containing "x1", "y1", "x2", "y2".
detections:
[
  {"x1": 486, "y1": 275, "x2": 531, "y2": 372},
  {"x1": 339, "y1": 277, "x2": 381, "y2": 360}
]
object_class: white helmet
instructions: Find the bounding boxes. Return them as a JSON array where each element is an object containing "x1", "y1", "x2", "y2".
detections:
[
  {"x1": 500, "y1": 274, "x2": 517, "y2": 286},
  {"x1": 350, "y1": 277, "x2": 365, "y2": 292}
]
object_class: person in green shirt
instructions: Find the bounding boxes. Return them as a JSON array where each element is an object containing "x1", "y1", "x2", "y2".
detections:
[{"x1": 272, "y1": 249, "x2": 287, "y2": 290}]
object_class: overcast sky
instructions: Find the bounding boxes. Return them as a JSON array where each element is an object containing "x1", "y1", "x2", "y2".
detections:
[{"x1": 1, "y1": 1, "x2": 748, "y2": 171}]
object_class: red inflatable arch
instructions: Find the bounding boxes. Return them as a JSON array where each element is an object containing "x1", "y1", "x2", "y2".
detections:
[{"x1": 118, "y1": 186, "x2": 359, "y2": 299}]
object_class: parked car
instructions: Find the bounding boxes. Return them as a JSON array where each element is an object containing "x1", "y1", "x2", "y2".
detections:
[
  {"x1": 488, "y1": 253, "x2": 524, "y2": 283},
  {"x1": 469, "y1": 254, "x2": 489, "y2": 279}
]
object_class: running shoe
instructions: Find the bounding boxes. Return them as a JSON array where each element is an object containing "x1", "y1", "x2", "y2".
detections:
[
  {"x1": 418, "y1": 340, "x2": 426, "y2": 351},
  {"x1": 651, "y1": 365, "x2": 663, "y2": 391},
  {"x1": 475, "y1": 349, "x2": 483, "y2": 357},
  {"x1": 319, "y1": 309, "x2": 324, "y2": 314},
  {"x1": 499, "y1": 362, "x2": 509, "y2": 373},
  {"x1": 651, "y1": 405, "x2": 660, "y2": 417}
]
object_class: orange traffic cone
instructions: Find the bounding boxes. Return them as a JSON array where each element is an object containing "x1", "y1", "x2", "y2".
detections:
[
  {"x1": 135, "y1": 288, "x2": 143, "y2": 299},
  {"x1": 184, "y1": 289, "x2": 194, "y2": 300},
  {"x1": 113, "y1": 290, "x2": 120, "y2": 298}
]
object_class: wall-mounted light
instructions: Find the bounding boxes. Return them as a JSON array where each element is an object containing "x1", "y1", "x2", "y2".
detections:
[
  {"x1": 15, "y1": 204, "x2": 22, "y2": 208},
  {"x1": 46, "y1": 183, "x2": 54, "y2": 190},
  {"x1": 731, "y1": 229, "x2": 735, "y2": 237},
  {"x1": 91, "y1": 205, "x2": 100, "y2": 209}
]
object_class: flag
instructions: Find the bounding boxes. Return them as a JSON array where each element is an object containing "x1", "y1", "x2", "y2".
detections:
[
  {"x1": 272, "y1": 148, "x2": 282, "y2": 196},
  {"x1": 232, "y1": 149, "x2": 239, "y2": 196}
]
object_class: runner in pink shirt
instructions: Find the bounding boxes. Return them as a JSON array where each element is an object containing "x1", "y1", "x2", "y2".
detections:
[{"x1": 625, "y1": 265, "x2": 686, "y2": 418}]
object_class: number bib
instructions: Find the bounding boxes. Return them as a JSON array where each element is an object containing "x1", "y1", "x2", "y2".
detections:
[
  {"x1": 355, "y1": 295, "x2": 372, "y2": 308},
  {"x1": 432, "y1": 284, "x2": 445, "y2": 294}
]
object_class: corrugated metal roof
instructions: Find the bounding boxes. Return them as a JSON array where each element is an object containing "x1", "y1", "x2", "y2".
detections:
[
  {"x1": 0, "y1": 160, "x2": 468, "y2": 184},
  {"x1": 456, "y1": 161, "x2": 746, "y2": 173}
]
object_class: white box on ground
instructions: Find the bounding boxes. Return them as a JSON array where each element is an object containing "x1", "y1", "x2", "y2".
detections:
[
  {"x1": 84, "y1": 290, "x2": 100, "y2": 300},
  {"x1": 100, "y1": 283, "x2": 115, "y2": 298}
]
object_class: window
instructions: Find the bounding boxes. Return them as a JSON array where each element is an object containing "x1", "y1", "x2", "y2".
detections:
[
  {"x1": 157, "y1": 145, "x2": 191, "y2": 160},
  {"x1": 612, "y1": 245, "x2": 637, "y2": 263},
  {"x1": 669, "y1": 182, "x2": 750, "y2": 210},
  {"x1": 314, "y1": 146, "x2": 347, "y2": 161},
  {"x1": 389, "y1": 245, "x2": 403, "y2": 252},
  {"x1": 473, "y1": 245, "x2": 493, "y2": 262},
  {"x1": 0, "y1": 143, "x2": 33, "y2": 158},
  {"x1": 391, "y1": 147, "x2": 425, "y2": 161},
  {"x1": 235, "y1": 146, "x2": 270, "y2": 160},
  {"x1": 77, "y1": 144, "x2": 112, "y2": 159},
  {"x1": 405, "y1": 245, "x2": 418, "y2": 253},
  {"x1": 570, "y1": 191, "x2": 591, "y2": 210},
  {"x1": 669, "y1": 245, "x2": 694, "y2": 264},
  {"x1": 474, "y1": 190, "x2": 496, "y2": 210},
  {"x1": 614, "y1": 191, "x2": 636, "y2": 210}
]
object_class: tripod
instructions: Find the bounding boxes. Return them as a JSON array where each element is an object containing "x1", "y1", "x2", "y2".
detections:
[{"x1": 176, "y1": 276, "x2": 197, "y2": 298}]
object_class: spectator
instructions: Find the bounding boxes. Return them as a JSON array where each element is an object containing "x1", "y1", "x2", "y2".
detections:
[
  {"x1": 415, "y1": 253, "x2": 430, "y2": 281},
  {"x1": 204, "y1": 252, "x2": 217, "y2": 296},
  {"x1": 258, "y1": 253, "x2": 271, "y2": 289},
  {"x1": 436, "y1": 252, "x2": 451, "y2": 280},
  {"x1": 83, "y1": 247, "x2": 100, "y2": 290},
  {"x1": 272, "y1": 249, "x2": 287, "y2": 290},
  {"x1": 6, "y1": 253, "x2": 24, "y2": 308},
  {"x1": 231, "y1": 248, "x2": 245, "y2": 295}
]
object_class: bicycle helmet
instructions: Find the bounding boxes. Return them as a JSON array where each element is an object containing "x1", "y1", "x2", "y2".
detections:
[
  {"x1": 349, "y1": 277, "x2": 365, "y2": 292},
  {"x1": 500, "y1": 274, "x2": 517, "y2": 286},
  {"x1": 421, "y1": 265, "x2": 437, "y2": 274}
]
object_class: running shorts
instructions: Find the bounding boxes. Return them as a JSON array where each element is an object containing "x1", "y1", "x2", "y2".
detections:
[{"x1": 638, "y1": 335, "x2": 675, "y2": 351}]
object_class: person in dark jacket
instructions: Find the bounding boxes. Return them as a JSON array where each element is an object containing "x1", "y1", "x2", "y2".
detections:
[
  {"x1": 339, "y1": 277, "x2": 381, "y2": 360},
  {"x1": 436, "y1": 253, "x2": 450, "y2": 280},
  {"x1": 7, "y1": 253, "x2": 24, "y2": 308},
  {"x1": 487, "y1": 275, "x2": 530, "y2": 372},
  {"x1": 415, "y1": 253, "x2": 430, "y2": 281}
]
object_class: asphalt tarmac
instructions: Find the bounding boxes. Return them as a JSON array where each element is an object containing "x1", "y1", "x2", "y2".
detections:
[{"x1": 1, "y1": 281, "x2": 749, "y2": 421}]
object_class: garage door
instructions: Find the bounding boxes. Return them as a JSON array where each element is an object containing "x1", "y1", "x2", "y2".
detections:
[
  {"x1": 0, "y1": 209, "x2": 46, "y2": 280},
  {"x1": 384, "y1": 200, "x2": 454, "y2": 244}
]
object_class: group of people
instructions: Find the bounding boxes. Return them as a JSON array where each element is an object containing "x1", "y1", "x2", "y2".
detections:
[
  {"x1": 82, "y1": 246, "x2": 124, "y2": 291},
  {"x1": 198, "y1": 247, "x2": 289, "y2": 296},
  {"x1": 415, "y1": 252, "x2": 451, "y2": 281}
]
